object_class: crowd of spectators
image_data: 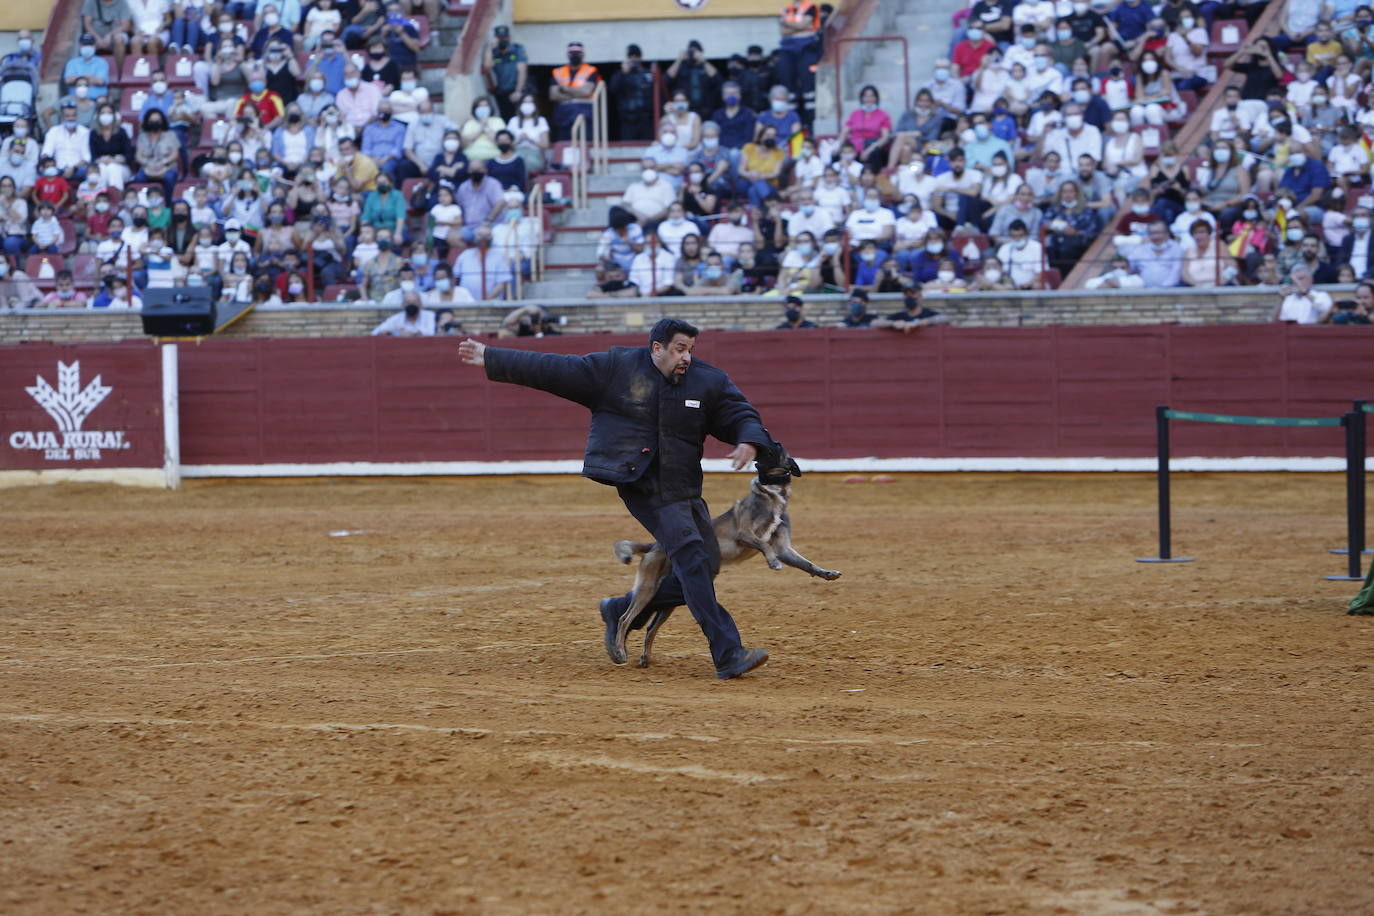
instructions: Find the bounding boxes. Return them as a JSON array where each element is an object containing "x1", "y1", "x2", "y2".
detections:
[{"x1": 0, "y1": 1, "x2": 547, "y2": 311}]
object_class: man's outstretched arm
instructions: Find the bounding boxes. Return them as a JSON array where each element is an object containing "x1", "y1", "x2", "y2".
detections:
[{"x1": 458, "y1": 337, "x2": 609, "y2": 408}]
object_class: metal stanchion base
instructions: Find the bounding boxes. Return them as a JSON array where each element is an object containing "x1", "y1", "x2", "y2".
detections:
[
  {"x1": 1325, "y1": 574, "x2": 1364, "y2": 581},
  {"x1": 1328, "y1": 548, "x2": 1374, "y2": 555},
  {"x1": 1136, "y1": 557, "x2": 1195, "y2": 563}
]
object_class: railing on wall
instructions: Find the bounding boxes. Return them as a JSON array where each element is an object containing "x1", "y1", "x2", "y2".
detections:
[
  {"x1": 592, "y1": 81, "x2": 609, "y2": 175},
  {"x1": 569, "y1": 113, "x2": 588, "y2": 209}
]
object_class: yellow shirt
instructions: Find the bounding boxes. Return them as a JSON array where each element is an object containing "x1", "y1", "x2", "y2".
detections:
[
  {"x1": 1306, "y1": 39, "x2": 1342, "y2": 66},
  {"x1": 346, "y1": 152, "x2": 380, "y2": 192},
  {"x1": 741, "y1": 143, "x2": 786, "y2": 183}
]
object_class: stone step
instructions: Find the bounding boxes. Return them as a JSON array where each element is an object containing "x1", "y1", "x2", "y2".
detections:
[{"x1": 525, "y1": 276, "x2": 597, "y2": 300}]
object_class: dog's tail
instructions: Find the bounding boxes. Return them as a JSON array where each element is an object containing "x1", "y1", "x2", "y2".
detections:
[{"x1": 613, "y1": 540, "x2": 655, "y2": 564}]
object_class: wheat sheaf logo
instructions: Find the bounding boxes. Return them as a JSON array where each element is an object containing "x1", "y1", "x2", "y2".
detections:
[
  {"x1": 27, "y1": 361, "x2": 111, "y2": 432},
  {"x1": 9, "y1": 360, "x2": 129, "y2": 461}
]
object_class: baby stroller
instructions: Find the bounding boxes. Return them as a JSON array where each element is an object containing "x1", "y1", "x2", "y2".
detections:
[{"x1": 0, "y1": 59, "x2": 36, "y2": 133}]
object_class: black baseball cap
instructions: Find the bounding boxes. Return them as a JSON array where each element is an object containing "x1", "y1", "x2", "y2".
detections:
[
  {"x1": 494, "y1": 25, "x2": 509, "y2": 37},
  {"x1": 785, "y1": 294, "x2": 804, "y2": 306},
  {"x1": 627, "y1": 43, "x2": 642, "y2": 57},
  {"x1": 80, "y1": 33, "x2": 96, "y2": 45}
]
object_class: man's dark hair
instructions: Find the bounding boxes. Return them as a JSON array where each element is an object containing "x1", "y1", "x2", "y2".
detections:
[
  {"x1": 1009, "y1": 219, "x2": 1027, "y2": 233},
  {"x1": 649, "y1": 317, "x2": 698, "y2": 346}
]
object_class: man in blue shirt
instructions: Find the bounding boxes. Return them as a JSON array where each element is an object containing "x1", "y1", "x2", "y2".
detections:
[
  {"x1": 379, "y1": 0, "x2": 421, "y2": 71},
  {"x1": 63, "y1": 34, "x2": 110, "y2": 98},
  {"x1": 139, "y1": 71, "x2": 177, "y2": 118},
  {"x1": 1277, "y1": 152, "x2": 1332, "y2": 226},
  {"x1": 1127, "y1": 220, "x2": 1184, "y2": 288},
  {"x1": 709, "y1": 80, "x2": 757, "y2": 173},
  {"x1": 754, "y1": 85, "x2": 800, "y2": 144},
  {"x1": 1111, "y1": 0, "x2": 1154, "y2": 43},
  {"x1": 303, "y1": 32, "x2": 347, "y2": 95},
  {"x1": 2, "y1": 30, "x2": 42, "y2": 80},
  {"x1": 361, "y1": 100, "x2": 408, "y2": 184}
]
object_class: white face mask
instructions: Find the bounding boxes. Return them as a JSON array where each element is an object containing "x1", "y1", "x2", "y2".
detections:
[
  {"x1": 400, "y1": 280, "x2": 417, "y2": 292},
  {"x1": 1214, "y1": 147, "x2": 1232, "y2": 162},
  {"x1": 98, "y1": 112, "x2": 114, "y2": 126},
  {"x1": 401, "y1": 80, "x2": 417, "y2": 92},
  {"x1": 937, "y1": 269, "x2": 955, "y2": 282},
  {"x1": 1072, "y1": 89, "x2": 1090, "y2": 104},
  {"x1": 13, "y1": 126, "x2": 28, "y2": 138},
  {"x1": 443, "y1": 138, "x2": 459, "y2": 152},
  {"x1": 1065, "y1": 114, "x2": 1084, "y2": 130},
  {"x1": 1131, "y1": 202, "x2": 1150, "y2": 215},
  {"x1": 344, "y1": 76, "x2": 360, "y2": 89},
  {"x1": 219, "y1": 21, "x2": 234, "y2": 33},
  {"x1": 475, "y1": 106, "x2": 492, "y2": 119},
  {"x1": 229, "y1": 151, "x2": 243, "y2": 163},
  {"x1": 983, "y1": 267, "x2": 1002, "y2": 282},
  {"x1": 520, "y1": 101, "x2": 535, "y2": 116},
  {"x1": 152, "y1": 80, "x2": 167, "y2": 95},
  {"x1": 641, "y1": 168, "x2": 657, "y2": 183},
  {"x1": 991, "y1": 164, "x2": 1008, "y2": 177},
  {"x1": 1112, "y1": 119, "x2": 1129, "y2": 134},
  {"x1": 1142, "y1": 60, "x2": 1159, "y2": 75},
  {"x1": 660, "y1": 133, "x2": 678, "y2": 148},
  {"x1": 310, "y1": 78, "x2": 324, "y2": 93},
  {"x1": 265, "y1": 12, "x2": 280, "y2": 26},
  {"x1": 1185, "y1": 200, "x2": 1201, "y2": 212}
]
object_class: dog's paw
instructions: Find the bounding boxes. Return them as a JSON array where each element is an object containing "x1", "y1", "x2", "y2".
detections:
[{"x1": 820, "y1": 569, "x2": 842, "y2": 581}]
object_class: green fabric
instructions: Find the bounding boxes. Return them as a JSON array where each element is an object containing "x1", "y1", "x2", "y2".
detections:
[
  {"x1": 1348, "y1": 560, "x2": 1374, "y2": 615},
  {"x1": 1163, "y1": 410, "x2": 1341, "y2": 428}
]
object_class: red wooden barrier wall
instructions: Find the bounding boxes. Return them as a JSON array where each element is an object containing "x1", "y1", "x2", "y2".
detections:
[
  {"x1": 170, "y1": 325, "x2": 1374, "y2": 465},
  {"x1": 1, "y1": 341, "x2": 163, "y2": 471}
]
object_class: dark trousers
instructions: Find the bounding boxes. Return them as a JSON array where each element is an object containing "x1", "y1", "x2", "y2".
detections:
[{"x1": 602, "y1": 485, "x2": 743, "y2": 668}]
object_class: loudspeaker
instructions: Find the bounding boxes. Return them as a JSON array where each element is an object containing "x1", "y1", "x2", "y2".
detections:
[{"x1": 141, "y1": 286, "x2": 217, "y2": 336}]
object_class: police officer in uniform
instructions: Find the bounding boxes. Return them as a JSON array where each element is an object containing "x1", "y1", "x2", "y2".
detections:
[
  {"x1": 609, "y1": 43, "x2": 655, "y2": 142},
  {"x1": 549, "y1": 40, "x2": 600, "y2": 142},
  {"x1": 457, "y1": 318, "x2": 775, "y2": 681},
  {"x1": 482, "y1": 25, "x2": 529, "y2": 122}
]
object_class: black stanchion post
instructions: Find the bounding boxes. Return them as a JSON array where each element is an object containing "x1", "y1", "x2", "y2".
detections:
[
  {"x1": 1327, "y1": 413, "x2": 1364, "y2": 581},
  {"x1": 1138, "y1": 405, "x2": 1194, "y2": 564},
  {"x1": 1329, "y1": 400, "x2": 1371, "y2": 557}
]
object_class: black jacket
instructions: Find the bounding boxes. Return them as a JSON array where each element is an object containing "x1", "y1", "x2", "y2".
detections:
[
  {"x1": 1336, "y1": 231, "x2": 1374, "y2": 280},
  {"x1": 485, "y1": 344, "x2": 770, "y2": 504}
]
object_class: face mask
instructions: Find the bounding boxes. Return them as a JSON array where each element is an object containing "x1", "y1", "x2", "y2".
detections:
[
  {"x1": 1131, "y1": 203, "x2": 1150, "y2": 215},
  {"x1": 1071, "y1": 89, "x2": 1090, "y2": 105},
  {"x1": 19, "y1": 39, "x2": 32, "y2": 52},
  {"x1": 568, "y1": 53, "x2": 584, "y2": 65},
  {"x1": 229, "y1": 151, "x2": 244, "y2": 164},
  {"x1": 784, "y1": 308, "x2": 802, "y2": 323},
  {"x1": 863, "y1": 198, "x2": 880, "y2": 212},
  {"x1": 992, "y1": 164, "x2": 1012, "y2": 179},
  {"x1": 926, "y1": 241, "x2": 944, "y2": 254},
  {"x1": 859, "y1": 250, "x2": 876, "y2": 263},
  {"x1": 334, "y1": 191, "x2": 350, "y2": 201},
  {"x1": 187, "y1": 274, "x2": 204, "y2": 287},
  {"x1": 43, "y1": 167, "x2": 58, "y2": 177},
  {"x1": 377, "y1": 182, "x2": 392, "y2": 193},
  {"x1": 934, "y1": 67, "x2": 950, "y2": 82},
  {"x1": 1313, "y1": 93, "x2": 1330, "y2": 106},
  {"x1": 795, "y1": 242, "x2": 814, "y2": 257},
  {"x1": 1057, "y1": 28, "x2": 1072, "y2": 40},
  {"x1": 13, "y1": 126, "x2": 27, "y2": 138},
  {"x1": 701, "y1": 136, "x2": 720, "y2": 151},
  {"x1": 1019, "y1": 37, "x2": 1036, "y2": 49},
  {"x1": 1180, "y1": 16, "x2": 1194, "y2": 28},
  {"x1": 937, "y1": 269, "x2": 955, "y2": 282},
  {"x1": 64, "y1": 120, "x2": 78, "y2": 131},
  {"x1": 984, "y1": 268, "x2": 1003, "y2": 283},
  {"x1": 960, "y1": 128, "x2": 976, "y2": 145},
  {"x1": 974, "y1": 124, "x2": 990, "y2": 140},
  {"x1": 149, "y1": 197, "x2": 164, "y2": 209},
  {"x1": 1161, "y1": 156, "x2": 1177, "y2": 168},
  {"x1": 475, "y1": 106, "x2": 491, "y2": 119},
  {"x1": 249, "y1": 80, "x2": 266, "y2": 93},
  {"x1": 411, "y1": 254, "x2": 428, "y2": 268},
  {"x1": 1065, "y1": 114, "x2": 1084, "y2": 130},
  {"x1": 641, "y1": 168, "x2": 657, "y2": 183},
  {"x1": 1185, "y1": 200, "x2": 1201, "y2": 212},
  {"x1": 703, "y1": 265, "x2": 723, "y2": 280},
  {"x1": 1033, "y1": 56, "x2": 1050, "y2": 71},
  {"x1": 288, "y1": 282, "x2": 304, "y2": 295},
  {"x1": 762, "y1": 137, "x2": 778, "y2": 149},
  {"x1": 967, "y1": 27, "x2": 984, "y2": 41},
  {"x1": 1286, "y1": 227, "x2": 1304, "y2": 241},
  {"x1": 724, "y1": 94, "x2": 741, "y2": 106},
  {"x1": 309, "y1": 78, "x2": 325, "y2": 93},
  {"x1": 1074, "y1": 1, "x2": 1089, "y2": 12},
  {"x1": 95, "y1": 201, "x2": 110, "y2": 212},
  {"x1": 400, "y1": 280, "x2": 417, "y2": 292},
  {"x1": 324, "y1": 112, "x2": 339, "y2": 124},
  {"x1": 443, "y1": 138, "x2": 460, "y2": 153},
  {"x1": 1141, "y1": 60, "x2": 1159, "y2": 75},
  {"x1": 132, "y1": 216, "x2": 148, "y2": 228},
  {"x1": 1243, "y1": 209, "x2": 1259, "y2": 221},
  {"x1": 265, "y1": 12, "x2": 281, "y2": 26},
  {"x1": 1356, "y1": 217, "x2": 1372, "y2": 232},
  {"x1": 152, "y1": 80, "x2": 168, "y2": 95},
  {"x1": 659, "y1": 133, "x2": 677, "y2": 148},
  {"x1": 75, "y1": 86, "x2": 90, "y2": 99},
  {"x1": 227, "y1": 230, "x2": 241, "y2": 241},
  {"x1": 469, "y1": 172, "x2": 485, "y2": 183},
  {"x1": 1289, "y1": 153, "x2": 1308, "y2": 168},
  {"x1": 403, "y1": 302, "x2": 419, "y2": 317},
  {"x1": 81, "y1": 45, "x2": 95, "y2": 59},
  {"x1": 219, "y1": 21, "x2": 233, "y2": 32},
  {"x1": 675, "y1": 101, "x2": 688, "y2": 113},
  {"x1": 344, "y1": 77, "x2": 360, "y2": 89},
  {"x1": 770, "y1": 99, "x2": 787, "y2": 112},
  {"x1": 687, "y1": 170, "x2": 704, "y2": 184},
  {"x1": 435, "y1": 277, "x2": 452, "y2": 291},
  {"x1": 1214, "y1": 148, "x2": 1232, "y2": 162}
]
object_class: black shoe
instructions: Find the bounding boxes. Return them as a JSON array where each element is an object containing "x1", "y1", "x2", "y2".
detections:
[
  {"x1": 601, "y1": 598, "x2": 626, "y2": 665},
  {"x1": 715, "y1": 647, "x2": 769, "y2": 680}
]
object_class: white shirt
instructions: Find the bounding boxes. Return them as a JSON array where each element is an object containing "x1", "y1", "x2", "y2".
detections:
[
  {"x1": 1286, "y1": 75, "x2": 1319, "y2": 108},
  {"x1": 372, "y1": 309, "x2": 437, "y2": 336},
  {"x1": 813, "y1": 183, "x2": 851, "y2": 223},
  {"x1": 629, "y1": 248, "x2": 677, "y2": 293},
  {"x1": 932, "y1": 167, "x2": 983, "y2": 213},
  {"x1": 791, "y1": 154, "x2": 825, "y2": 188},
  {"x1": 843, "y1": 206, "x2": 896, "y2": 242},
  {"x1": 895, "y1": 169, "x2": 940, "y2": 208},
  {"x1": 1166, "y1": 27, "x2": 1212, "y2": 78},
  {"x1": 786, "y1": 208, "x2": 835, "y2": 239},
  {"x1": 1351, "y1": 230, "x2": 1372, "y2": 278},
  {"x1": 620, "y1": 179, "x2": 676, "y2": 222},
  {"x1": 1043, "y1": 125, "x2": 1103, "y2": 167},
  {"x1": 214, "y1": 238, "x2": 252, "y2": 274},
  {"x1": 1329, "y1": 142, "x2": 1370, "y2": 177},
  {"x1": 1023, "y1": 65, "x2": 1064, "y2": 100},
  {"x1": 997, "y1": 238, "x2": 1045, "y2": 288},
  {"x1": 895, "y1": 210, "x2": 937, "y2": 244},
  {"x1": 1278, "y1": 289, "x2": 1332, "y2": 323},
  {"x1": 1170, "y1": 207, "x2": 1216, "y2": 241},
  {"x1": 41, "y1": 123, "x2": 92, "y2": 170},
  {"x1": 656, "y1": 217, "x2": 695, "y2": 256}
]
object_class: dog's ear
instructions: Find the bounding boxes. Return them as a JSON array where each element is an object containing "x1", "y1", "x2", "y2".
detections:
[{"x1": 787, "y1": 457, "x2": 802, "y2": 478}]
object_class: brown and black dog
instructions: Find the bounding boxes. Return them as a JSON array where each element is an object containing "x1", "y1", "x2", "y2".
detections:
[{"x1": 610, "y1": 448, "x2": 841, "y2": 667}]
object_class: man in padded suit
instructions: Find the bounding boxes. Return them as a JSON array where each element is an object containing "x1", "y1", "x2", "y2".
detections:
[{"x1": 457, "y1": 317, "x2": 776, "y2": 680}]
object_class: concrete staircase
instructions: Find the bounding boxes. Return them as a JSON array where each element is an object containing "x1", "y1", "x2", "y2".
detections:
[
  {"x1": 524, "y1": 143, "x2": 653, "y2": 300},
  {"x1": 830, "y1": 0, "x2": 966, "y2": 123}
]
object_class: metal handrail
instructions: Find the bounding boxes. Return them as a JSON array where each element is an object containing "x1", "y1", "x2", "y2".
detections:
[
  {"x1": 592, "y1": 81, "x2": 609, "y2": 175},
  {"x1": 570, "y1": 114, "x2": 589, "y2": 209},
  {"x1": 529, "y1": 177, "x2": 546, "y2": 285}
]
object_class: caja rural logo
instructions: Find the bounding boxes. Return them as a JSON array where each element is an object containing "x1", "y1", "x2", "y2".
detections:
[{"x1": 9, "y1": 361, "x2": 131, "y2": 461}]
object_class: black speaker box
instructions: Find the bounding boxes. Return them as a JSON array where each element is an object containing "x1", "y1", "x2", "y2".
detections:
[{"x1": 141, "y1": 286, "x2": 217, "y2": 336}]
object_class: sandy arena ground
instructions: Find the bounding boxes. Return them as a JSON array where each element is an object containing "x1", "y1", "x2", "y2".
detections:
[{"x1": 1, "y1": 473, "x2": 1372, "y2": 915}]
